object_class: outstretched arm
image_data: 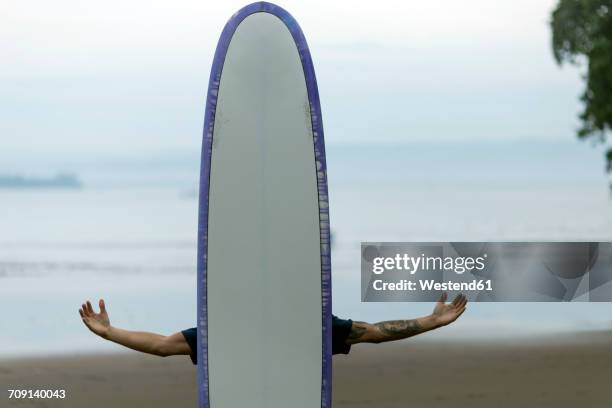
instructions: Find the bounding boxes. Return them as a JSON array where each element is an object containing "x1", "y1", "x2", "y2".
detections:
[
  {"x1": 79, "y1": 299, "x2": 191, "y2": 357},
  {"x1": 346, "y1": 293, "x2": 467, "y2": 345}
]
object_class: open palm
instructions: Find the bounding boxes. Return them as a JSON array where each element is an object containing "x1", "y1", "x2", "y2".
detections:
[
  {"x1": 432, "y1": 293, "x2": 467, "y2": 327},
  {"x1": 79, "y1": 299, "x2": 110, "y2": 337}
]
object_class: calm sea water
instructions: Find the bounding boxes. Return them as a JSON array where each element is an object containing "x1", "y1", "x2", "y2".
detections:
[{"x1": 1, "y1": 142, "x2": 612, "y2": 356}]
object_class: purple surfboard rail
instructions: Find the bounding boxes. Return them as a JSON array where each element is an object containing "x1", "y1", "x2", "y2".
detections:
[{"x1": 196, "y1": 2, "x2": 332, "y2": 408}]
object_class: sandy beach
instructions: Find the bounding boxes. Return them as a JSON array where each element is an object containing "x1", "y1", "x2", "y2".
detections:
[
  {"x1": 1, "y1": 352, "x2": 197, "y2": 407},
  {"x1": 1, "y1": 331, "x2": 611, "y2": 408},
  {"x1": 334, "y1": 332, "x2": 612, "y2": 408}
]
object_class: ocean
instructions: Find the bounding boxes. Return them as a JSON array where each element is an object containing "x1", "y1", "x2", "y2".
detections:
[{"x1": 1, "y1": 141, "x2": 612, "y2": 356}]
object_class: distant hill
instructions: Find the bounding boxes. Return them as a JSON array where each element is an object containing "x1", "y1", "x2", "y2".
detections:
[{"x1": 0, "y1": 173, "x2": 82, "y2": 189}]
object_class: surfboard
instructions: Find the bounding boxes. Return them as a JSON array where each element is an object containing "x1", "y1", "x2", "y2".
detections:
[{"x1": 196, "y1": 3, "x2": 332, "y2": 408}]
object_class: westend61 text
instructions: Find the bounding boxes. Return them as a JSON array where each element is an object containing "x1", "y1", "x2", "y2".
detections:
[{"x1": 372, "y1": 279, "x2": 493, "y2": 292}]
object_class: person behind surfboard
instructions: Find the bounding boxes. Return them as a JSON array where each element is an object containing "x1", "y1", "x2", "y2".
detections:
[{"x1": 78, "y1": 293, "x2": 467, "y2": 361}]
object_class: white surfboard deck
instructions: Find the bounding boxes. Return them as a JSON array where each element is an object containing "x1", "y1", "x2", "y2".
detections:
[{"x1": 197, "y1": 4, "x2": 331, "y2": 408}]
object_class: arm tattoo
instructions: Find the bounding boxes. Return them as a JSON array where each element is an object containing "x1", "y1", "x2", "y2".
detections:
[
  {"x1": 375, "y1": 319, "x2": 424, "y2": 341},
  {"x1": 347, "y1": 321, "x2": 368, "y2": 342},
  {"x1": 347, "y1": 319, "x2": 426, "y2": 344}
]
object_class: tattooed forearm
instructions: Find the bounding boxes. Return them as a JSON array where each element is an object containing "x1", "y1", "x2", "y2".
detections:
[
  {"x1": 346, "y1": 319, "x2": 430, "y2": 345},
  {"x1": 344, "y1": 294, "x2": 467, "y2": 346},
  {"x1": 375, "y1": 319, "x2": 425, "y2": 340}
]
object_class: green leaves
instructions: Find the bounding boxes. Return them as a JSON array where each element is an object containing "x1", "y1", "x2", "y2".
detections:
[{"x1": 551, "y1": 0, "x2": 612, "y2": 175}]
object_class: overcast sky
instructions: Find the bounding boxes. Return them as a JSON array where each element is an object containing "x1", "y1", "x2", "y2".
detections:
[{"x1": 0, "y1": 0, "x2": 585, "y2": 154}]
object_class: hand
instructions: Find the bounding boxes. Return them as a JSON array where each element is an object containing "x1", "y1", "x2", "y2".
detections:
[
  {"x1": 79, "y1": 299, "x2": 111, "y2": 338},
  {"x1": 431, "y1": 292, "x2": 467, "y2": 327}
]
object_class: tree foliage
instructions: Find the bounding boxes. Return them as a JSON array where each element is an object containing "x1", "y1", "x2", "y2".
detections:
[{"x1": 551, "y1": 0, "x2": 612, "y2": 171}]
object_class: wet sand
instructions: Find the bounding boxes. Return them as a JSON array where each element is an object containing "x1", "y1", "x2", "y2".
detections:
[
  {"x1": 1, "y1": 332, "x2": 611, "y2": 407},
  {"x1": 334, "y1": 332, "x2": 612, "y2": 408}
]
